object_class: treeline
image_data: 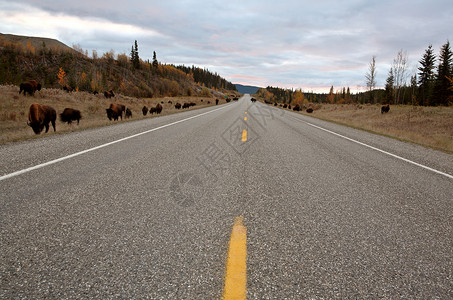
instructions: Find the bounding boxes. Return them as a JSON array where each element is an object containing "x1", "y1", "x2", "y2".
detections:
[
  {"x1": 0, "y1": 38, "x2": 236, "y2": 98},
  {"x1": 175, "y1": 65, "x2": 237, "y2": 91}
]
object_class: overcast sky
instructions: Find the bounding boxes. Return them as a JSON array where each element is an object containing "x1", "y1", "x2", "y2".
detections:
[{"x1": 1, "y1": 0, "x2": 452, "y2": 92}]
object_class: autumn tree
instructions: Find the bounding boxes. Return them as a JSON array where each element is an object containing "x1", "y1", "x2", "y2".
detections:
[
  {"x1": 418, "y1": 45, "x2": 436, "y2": 106},
  {"x1": 365, "y1": 55, "x2": 377, "y2": 103},
  {"x1": 57, "y1": 67, "x2": 66, "y2": 87},
  {"x1": 153, "y1": 51, "x2": 158, "y2": 69},
  {"x1": 392, "y1": 49, "x2": 408, "y2": 104},
  {"x1": 291, "y1": 89, "x2": 305, "y2": 106}
]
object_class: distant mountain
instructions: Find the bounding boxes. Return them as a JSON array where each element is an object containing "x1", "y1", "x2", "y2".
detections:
[{"x1": 235, "y1": 84, "x2": 261, "y2": 94}]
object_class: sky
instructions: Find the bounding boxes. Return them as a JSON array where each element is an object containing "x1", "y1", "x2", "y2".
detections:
[{"x1": 1, "y1": 0, "x2": 452, "y2": 93}]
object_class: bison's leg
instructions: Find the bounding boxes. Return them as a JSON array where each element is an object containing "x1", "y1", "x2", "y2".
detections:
[
  {"x1": 52, "y1": 120, "x2": 56, "y2": 132},
  {"x1": 44, "y1": 122, "x2": 50, "y2": 133}
]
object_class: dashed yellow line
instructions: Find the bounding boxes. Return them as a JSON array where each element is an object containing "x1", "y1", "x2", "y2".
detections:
[
  {"x1": 244, "y1": 117, "x2": 247, "y2": 121},
  {"x1": 223, "y1": 216, "x2": 247, "y2": 300},
  {"x1": 241, "y1": 130, "x2": 247, "y2": 142}
]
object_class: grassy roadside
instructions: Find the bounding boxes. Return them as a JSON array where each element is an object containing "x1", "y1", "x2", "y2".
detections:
[
  {"x1": 276, "y1": 103, "x2": 453, "y2": 153},
  {"x1": 0, "y1": 85, "x2": 233, "y2": 144}
]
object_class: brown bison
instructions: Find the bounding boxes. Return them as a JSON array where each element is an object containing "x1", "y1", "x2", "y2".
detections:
[
  {"x1": 306, "y1": 108, "x2": 313, "y2": 113},
  {"x1": 155, "y1": 103, "x2": 163, "y2": 114},
  {"x1": 381, "y1": 104, "x2": 390, "y2": 114},
  {"x1": 175, "y1": 103, "x2": 182, "y2": 109},
  {"x1": 104, "y1": 90, "x2": 115, "y2": 98},
  {"x1": 142, "y1": 106, "x2": 149, "y2": 116},
  {"x1": 63, "y1": 85, "x2": 73, "y2": 93},
  {"x1": 106, "y1": 103, "x2": 125, "y2": 121},
  {"x1": 251, "y1": 98, "x2": 257, "y2": 102},
  {"x1": 293, "y1": 104, "x2": 301, "y2": 111},
  {"x1": 125, "y1": 108, "x2": 132, "y2": 118},
  {"x1": 60, "y1": 108, "x2": 82, "y2": 125},
  {"x1": 182, "y1": 103, "x2": 190, "y2": 109},
  {"x1": 19, "y1": 80, "x2": 42, "y2": 96},
  {"x1": 27, "y1": 103, "x2": 56, "y2": 134}
]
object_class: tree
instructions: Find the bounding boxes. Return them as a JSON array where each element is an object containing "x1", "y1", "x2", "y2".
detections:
[
  {"x1": 130, "y1": 40, "x2": 140, "y2": 70},
  {"x1": 384, "y1": 68, "x2": 394, "y2": 104},
  {"x1": 392, "y1": 50, "x2": 408, "y2": 104},
  {"x1": 433, "y1": 41, "x2": 453, "y2": 105},
  {"x1": 365, "y1": 55, "x2": 377, "y2": 103},
  {"x1": 152, "y1": 51, "x2": 158, "y2": 69},
  {"x1": 417, "y1": 45, "x2": 436, "y2": 106}
]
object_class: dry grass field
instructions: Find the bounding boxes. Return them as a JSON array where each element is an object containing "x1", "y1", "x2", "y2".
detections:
[
  {"x1": 0, "y1": 85, "x2": 224, "y2": 144},
  {"x1": 300, "y1": 103, "x2": 453, "y2": 153}
]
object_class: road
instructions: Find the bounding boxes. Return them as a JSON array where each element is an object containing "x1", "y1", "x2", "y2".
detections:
[{"x1": 1, "y1": 95, "x2": 452, "y2": 299}]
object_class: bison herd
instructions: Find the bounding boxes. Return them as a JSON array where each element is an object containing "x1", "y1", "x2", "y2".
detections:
[{"x1": 19, "y1": 80, "x2": 229, "y2": 135}]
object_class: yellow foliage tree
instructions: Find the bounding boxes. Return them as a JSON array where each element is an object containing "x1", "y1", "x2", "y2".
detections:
[
  {"x1": 291, "y1": 89, "x2": 305, "y2": 106},
  {"x1": 57, "y1": 67, "x2": 66, "y2": 87}
]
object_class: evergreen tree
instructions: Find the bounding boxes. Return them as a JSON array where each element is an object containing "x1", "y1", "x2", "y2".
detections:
[
  {"x1": 417, "y1": 45, "x2": 436, "y2": 106},
  {"x1": 130, "y1": 40, "x2": 140, "y2": 70},
  {"x1": 433, "y1": 41, "x2": 453, "y2": 105},
  {"x1": 152, "y1": 51, "x2": 158, "y2": 69},
  {"x1": 384, "y1": 68, "x2": 394, "y2": 104}
]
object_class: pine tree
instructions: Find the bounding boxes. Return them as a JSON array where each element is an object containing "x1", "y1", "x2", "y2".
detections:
[
  {"x1": 385, "y1": 68, "x2": 394, "y2": 104},
  {"x1": 417, "y1": 45, "x2": 436, "y2": 106},
  {"x1": 152, "y1": 51, "x2": 158, "y2": 69},
  {"x1": 433, "y1": 41, "x2": 453, "y2": 105},
  {"x1": 130, "y1": 40, "x2": 140, "y2": 70}
]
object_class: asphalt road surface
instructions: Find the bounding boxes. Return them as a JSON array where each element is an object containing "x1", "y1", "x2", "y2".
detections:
[{"x1": 1, "y1": 95, "x2": 452, "y2": 299}]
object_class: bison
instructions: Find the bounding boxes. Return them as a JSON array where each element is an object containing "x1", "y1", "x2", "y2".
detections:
[
  {"x1": 63, "y1": 85, "x2": 73, "y2": 93},
  {"x1": 381, "y1": 104, "x2": 390, "y2": 114},
  {"x1": 175, "y1": 103, "x2": 182, "y2": 109},
  {"x1": 142, "y1": 106, "x2": 149, "y2": 116},
  {"x1": 182, "y1": 103, "x2": 190, "y2": 109},
  {"x1": 155, "y1": 103, "x2": 163, "y2": 114},
  {"x1": 19, "y1": 80, "x2": 42, "y2": 96},
  {"x1": 106, "y1": 103, "x2": 125, "y2": 121},
  {"x1": 60, "y1": 108, "x2": 82, "y2": 125},
  {"x1": 27, "y1": 103, "x2": 56, "y2": 134},
  {"x1": 125, "y1": 108, "x2": 132, "y2": 118},
  {"x1": 104, "y1": 90, "x2": 115, "y2": 98},
  {"x1": 251, "y1": 98, "x2": 257, "y2": 102},
  {"x1": 293, "y1": 104, "x2": 301, "y2": 111},
  {"x1": 306, "y1": 108, "x2": 313, "y2": 113}
]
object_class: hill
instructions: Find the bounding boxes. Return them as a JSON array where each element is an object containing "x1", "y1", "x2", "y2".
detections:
[
  {"x1": 0, "y1": 33, "x2": 77, "y2": 54},
  {"x1": 235, "y1": 84, "x2": 261, "y2": 94},
  {"x1": 0, "y1": 33, "x2": 237, "y2": 98}
]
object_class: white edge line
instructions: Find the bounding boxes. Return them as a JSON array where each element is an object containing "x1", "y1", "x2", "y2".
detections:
[
  {"x1": 0, "y1": 105, "x2": 231, "y2": 181},
  {"x1": 303, "y1": 121, "x2": 453, "y2": 180}
]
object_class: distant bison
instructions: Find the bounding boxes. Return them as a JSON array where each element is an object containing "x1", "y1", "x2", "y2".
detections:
[
  {"x1": 306, "y1": 108, "x2": 313, "y2": 113},
  {"x1": 381, "y1": 104, "x2": 390, "y2": 114},
  {"x1": 142, "y1": 106, "x2": 149, "y2": 116},
  {"x1": 104, "y1": 90, "x2": 115, "y2": 98},
  {"x1": 175, "y1": 103, "x2": 182, "y2": 109},
  {"x1": 106, "y1": 103, "x2": 125, "y2": 121},
  {"x1": 19, "y1": 80, "x2": 42, "y2": 96},
  {"x1": 182, "y1": 103, "x2": 190, "y2": 109},
  {"x1": 251, "y1": 98, "x2": 257, "y2": 102},
  {"x1": 27, "y1": 103, "x2": 56, "y2": 134},
  {"x1": 60, "y1": 108, "x2": 82, "y2": 125},
  {"x1": 125, "y1": 108, "x2": 132, "y2": 118},
  {"x1": 293, "y1": 104, "x2": 301, "y2": 111},
  {"x1": 63, "y1": 85, "x2": 73, "y2": 93}
]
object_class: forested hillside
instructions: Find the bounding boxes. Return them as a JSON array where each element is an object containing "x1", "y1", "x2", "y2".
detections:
[{"x1": 0, "y1": 35, "x2": 237, "y2": 98}]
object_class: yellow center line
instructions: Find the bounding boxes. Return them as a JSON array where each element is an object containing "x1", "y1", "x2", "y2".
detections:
[
  {"x1": 241, "y1": 129, "x2": 247, "y2": 142},
  {"x1": 244, "y1": 117, "x2": 247, "y2": 121},
  {"x1": 223, "y1": 216, "x2": 247, "y2": 300}
]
